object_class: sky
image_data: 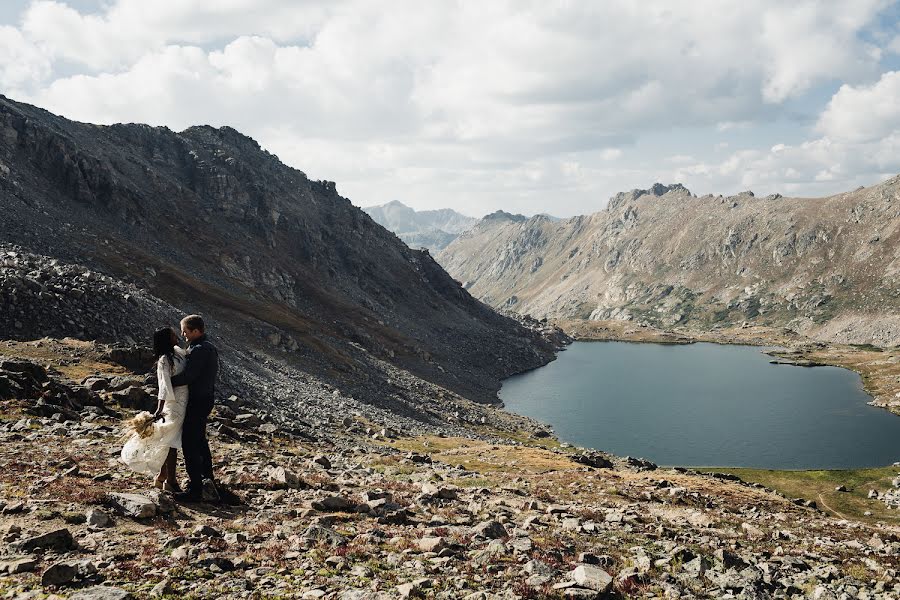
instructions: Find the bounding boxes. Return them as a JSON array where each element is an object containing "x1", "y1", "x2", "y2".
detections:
[{"x1": 2, "y1": 1, "x2": 900, "y2": 218}]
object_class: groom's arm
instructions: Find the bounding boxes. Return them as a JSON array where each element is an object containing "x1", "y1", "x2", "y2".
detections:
[{"x1": 170, "y1": 344, "x2": 211, "y2": 387}]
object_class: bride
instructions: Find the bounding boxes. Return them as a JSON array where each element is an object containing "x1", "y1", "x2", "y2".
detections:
[{"x1": 120, "y1": 327, "x2": 189, "y2": 492}]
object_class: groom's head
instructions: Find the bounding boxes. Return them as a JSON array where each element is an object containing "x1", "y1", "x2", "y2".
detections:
[{"x1": 180, "y1": 314, "x2": 205, "y2": 343}]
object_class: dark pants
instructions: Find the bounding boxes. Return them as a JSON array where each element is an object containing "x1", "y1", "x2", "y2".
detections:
[{"x1": 182, "y1": 397, "x2": 214, "y2": 491}]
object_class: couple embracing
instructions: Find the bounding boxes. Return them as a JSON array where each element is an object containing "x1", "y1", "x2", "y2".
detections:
[{"x1": 120, "y1": 314, "x2": 219, "y2": 503}]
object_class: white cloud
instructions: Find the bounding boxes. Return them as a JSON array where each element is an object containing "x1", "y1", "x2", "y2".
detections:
[
  {"x1": 1, "y1": 1, "x2": 898, "y2": 215},
  {"x1": 816, "y1": 70, "x2": 900, "y2": 142},
  {"x1": 0, "y1": 25, "x2": 50, "y2": 92}
]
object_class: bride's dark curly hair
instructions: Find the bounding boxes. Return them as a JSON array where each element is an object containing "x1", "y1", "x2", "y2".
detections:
[{"x1": 153, "y1": 327, "x2": 176, "y2": 369}]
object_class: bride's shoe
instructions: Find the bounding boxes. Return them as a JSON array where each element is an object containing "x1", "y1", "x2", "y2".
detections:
[
  {"x1": 164, "y1": 481, "x2": 182, "y2": 494},
  {"x1": 154, "y1": 477, "x2": 165, "y2": 490}
]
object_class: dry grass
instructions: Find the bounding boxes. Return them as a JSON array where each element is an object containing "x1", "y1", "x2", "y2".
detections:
[
  {"x1": 0, "y1": 338, "x2": 130, "y2": 382},
  {"x1": 381, "y1": 436, "x2": 577, "y2": 475}
]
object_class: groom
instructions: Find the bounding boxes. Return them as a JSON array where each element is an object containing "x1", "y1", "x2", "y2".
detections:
[{"x1": 170, "y1": 314, "x2": 219, "y2": 502}]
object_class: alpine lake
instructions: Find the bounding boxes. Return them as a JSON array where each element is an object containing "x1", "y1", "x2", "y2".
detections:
[{"x1": 499, "y1": 341, "x2": 900, "y2": 470}]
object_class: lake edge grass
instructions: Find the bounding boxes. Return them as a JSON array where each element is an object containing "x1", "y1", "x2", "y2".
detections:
[{"x1": 696, "y1": 465, "x2": 900, "y2": 524}]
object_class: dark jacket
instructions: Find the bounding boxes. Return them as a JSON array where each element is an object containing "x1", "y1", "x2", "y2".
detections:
[{"x1": 170, "y1": 335, "x2": 218, "y2": 405}]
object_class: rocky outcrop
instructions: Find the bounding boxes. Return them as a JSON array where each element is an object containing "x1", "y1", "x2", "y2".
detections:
[
  {"x1": 0, "y1": 95, "x2": 558, "y2": 412},
  {"x1": 439, "y1": 180, "x2": 900, "y2": 346}
]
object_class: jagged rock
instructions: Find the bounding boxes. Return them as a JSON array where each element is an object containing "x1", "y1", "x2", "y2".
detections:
[
  {"x1": 41, "y1": 561, "x2": 78, "y2": 586},
  {"x1": 11, "y1": 528, "x2": 74, "y2": 552},
  {"x1": 471, "y1": 520, "x2": 508, "y2": 539},
  {"x1": 266, "y1": 465, "x2": 303, "y2": 488},
  {"x1": 109, "y1": 493, "x2": 157, "y2": 518},
  {"x1": 574, "y1": 452, "x2": 614, "y2": 469}
]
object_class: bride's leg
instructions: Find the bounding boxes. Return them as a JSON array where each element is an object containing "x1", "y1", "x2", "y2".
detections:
[
  {"x1": 154, "y1": 459, "x2": 167, "y2": 489},
  {"x1": 165, "y1": 448, "x2": 181, "y2": 492}
]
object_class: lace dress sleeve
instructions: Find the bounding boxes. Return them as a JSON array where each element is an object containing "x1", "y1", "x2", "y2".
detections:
[{"x1": 157, "y1": 357, "x2": 176, "y2": 404}]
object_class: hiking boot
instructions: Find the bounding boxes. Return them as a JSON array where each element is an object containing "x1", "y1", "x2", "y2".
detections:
[
  {"x1": 201, "y1": 479, "x2": 221, "y2": 503},
  {"x1": 174, "y1": 489, "x2": 203, "y2": 503}
]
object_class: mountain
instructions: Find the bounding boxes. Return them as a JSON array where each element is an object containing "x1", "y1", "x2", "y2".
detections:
[
  {"x1": 0, "y1": 95, "x2": 560, "y2": 429},
  {"x1": 438, "y1": 182, "x2": 900, "y2": 346},
  {"x1": 362, "y1": 200, "x2": 477, "y2": 252}
]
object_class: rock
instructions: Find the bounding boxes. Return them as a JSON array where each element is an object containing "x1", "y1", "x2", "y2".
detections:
[
  {"x1": 11, "y1": 527, "x2": 74, "y2": 552},
  {"x1": 149, "y1": 578, "x2": 171, "y2": 597},
  {"x1": 741, "y1": 522, "x2": 764, "y2": 539},
  {"x1": 313, "y1": 454, "x2": 332, "y2": 469},
  {"x1": 86, "y1": 508, "x2": 113, "y2": 528},
  {"x1": 313, "y1": 495, "x2": 355, "y2": 512},
  {"x1": 67, "y1": 586, "x2": 133, "y2": 600},
  {"x1": 109, "y1": 493, "x2": 157, "y2": 518},
  {"x1": 266, "y1": 465, "x2": 303, "y2": 488},
  {"x1": 625, "y1": 456, "x2": 657, "y2": 470},
  {"x1": 574, "y1": 451, "x2": 613, "y2": 469},
  {"x1": 41, "y1": 561, "x2": 78, "y2": 586},
  {"x1": 569, "y1": 564, "x2": 613, "y2": 593},
  {"x1": 192, "y1": 524, "x2": 223, "y2": 537},
  {"x1": 82, "y1": 377, "x2": 109, "y2": 391},
  {"x1": 471, "y1": 520, "x2": 508, "y2": 539},
  {"x1": 110, "y1": 386, "x2": 155, "y2": 411},
  {"x1": 1, "y1": 556, "x2": 37, "y2": 574},
  {"x1": 147, "y1": 490, "x2": 176, "y2": 513},
  {"x1": 417, "y1": 537, "x2": 446, "y2": 553},
  {"x1": 302, "y1": 524, "x2": 348, "y2": 547}
]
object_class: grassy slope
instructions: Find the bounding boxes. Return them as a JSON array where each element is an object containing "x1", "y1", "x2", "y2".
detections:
[{"x1": 700, "y1": 466, "x2": 900, "y2": 524}]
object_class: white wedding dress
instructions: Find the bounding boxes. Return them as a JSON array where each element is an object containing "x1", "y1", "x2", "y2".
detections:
[{"x1": 120, "y1": 347, "x2": 189, "y2": 476}]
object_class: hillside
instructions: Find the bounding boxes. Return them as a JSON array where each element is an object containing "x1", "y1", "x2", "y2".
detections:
[
  {"x1": 1, "y1": 342, "x2": 898, "y2": 598},
  {"x1": 439, "y1": 182, "x2": 900, "y2": 346},
  {"x1": 363, "y1": 200, "x2": 477, "y2": 252},
  {"x1": 0, "y1": 95, "x2": 560, "y2": 424}
]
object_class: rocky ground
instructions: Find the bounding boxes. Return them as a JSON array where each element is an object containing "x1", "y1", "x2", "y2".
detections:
[{"x1": 1, "y1": 341, "x2": 899, "y2": 599}]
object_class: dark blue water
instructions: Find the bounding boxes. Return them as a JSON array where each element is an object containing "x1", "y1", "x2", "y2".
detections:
[{"x1": 500, "y1": 341, "x2": 900, "y2": 469}]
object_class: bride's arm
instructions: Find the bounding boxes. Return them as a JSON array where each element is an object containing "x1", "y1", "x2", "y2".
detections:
[{"x1": 154, "y1": 358, "x2": 175, "y2": 419}]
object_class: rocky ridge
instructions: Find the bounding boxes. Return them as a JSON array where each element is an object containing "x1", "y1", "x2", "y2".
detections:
[
  {"x1": 1, "y1": 344, "x2": 899, "y2": 599},
  {"x1": 438, "y1": 181, "x2": 900, "y2": 347}
]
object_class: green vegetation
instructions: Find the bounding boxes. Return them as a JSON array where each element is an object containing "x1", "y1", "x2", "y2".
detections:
[{"x1": 699, "y1": 466, "x2": 900, "y2": 523}]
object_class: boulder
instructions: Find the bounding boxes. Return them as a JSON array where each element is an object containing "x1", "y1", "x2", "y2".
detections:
[
  {"x1": 110, "y1": 386, "x2": 155, "y2": 411},
  {"x1": 11, "y1": 528, "x2": 74, "y2": 552},
  {"x1": 569, "y1": 564, "x2": 613, "y2": 593},
  {"x1": 41, "y1": 561, "x2": 78, "y2": 586},
  {"x1": 109, "y1": 493, "x2": 157, "y2": 518},
  {"x1": 86, "y1": 508, "x2": 113, "y2": 528},
  {"x1": 471, "y1": 520, "x2": 508, "y2": 539}
]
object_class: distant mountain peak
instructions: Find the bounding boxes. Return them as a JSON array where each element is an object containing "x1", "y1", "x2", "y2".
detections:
[
  {"x1": 362, "y1": 201, "x2": 478, "y2": 252},
  {"x1": 608, "y1": 182, "x2": 692, "y2": 211},
  {"x1": 483, "y1": 210, "x2": 527, "y2": 223}
]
